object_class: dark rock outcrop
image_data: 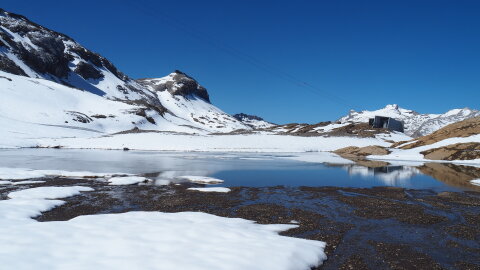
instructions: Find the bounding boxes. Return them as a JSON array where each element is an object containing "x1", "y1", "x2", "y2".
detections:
[
  {"x1": 0, "y1": 8, "x2": 131, "y2": 90},
  {"x1": 0, "y1": 54, "x2": 27, "y2": 76},
  {"x1": 233, "y1": 113, "x2": 265, "y2": 122},
  {"x1": 75, "y1": 62, "x2": 104, "y2": 80}
]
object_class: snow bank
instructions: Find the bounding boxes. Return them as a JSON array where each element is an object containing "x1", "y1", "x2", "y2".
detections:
[
  {"x1": 107, "y1": 176, "x2": 149, "y2": 185},
  {"x1": 176, "y1": 175, "x2": 224, "y2": 184},
  {"x1": 0, "y1": 167, "x2": 128, "y2": 180},
  {"x1": 187, "y1": 187, "x2": 231, "y2": 193},
  {"x1": 0, "y1": 186, "x2": 93, "y2": 221},
  {"x1": 8, "y1": 186, "x2": 93, "y2": 200},
  {"x1": 0, "y1": 186, "x2": 327, "y2": 270},
  {"x1": 0, "y1": 180, "x2": 45, "y2": 185},
  {"x1": 471, "y1": 179, "x2": 480, "y2": 186},
  {"x1": 39, "y1": 133, "x2": 392, "y2": 152}
]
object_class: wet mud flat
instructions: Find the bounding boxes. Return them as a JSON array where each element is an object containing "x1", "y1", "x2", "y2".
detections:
[{"x1": 2, "y1": 180, "x2": 480, "y2": 270}]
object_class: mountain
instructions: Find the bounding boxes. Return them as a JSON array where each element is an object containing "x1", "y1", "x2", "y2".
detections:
[
  {"x1": 0, "y1": 8, "x2": 249, "y2": 136},
  {"x1": 338, "y1": 104, "x2": 480, "y2": 137},
  {"x1": 0, "y1": 8, "x2": 154, "y2": 102},
  {"x1": 0, "y1": 8, "x2": 476, "y2": 150},
  {"x1": 137, "y1": 71, "x2": 247, "y2": 132},
  {"x1": 369, "y1": 117, "x2": 480, "y2": 163},
  {"x1": 232, "y1": 113, "x2": 276, "y2": 129},
  {"x1": 411, "y1": 108, "x2": 480, "y2": 137}
]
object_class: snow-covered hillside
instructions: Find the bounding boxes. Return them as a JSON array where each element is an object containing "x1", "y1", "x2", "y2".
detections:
[
  {"x1": 0, "y1": 71, "x2": 198, "y2": 148},
  {"x1": 138, "y1": 72, "x2": 248, "y2": 132},
  {"x1": 339, "y1": 104, "x2": 479, "y2": 137},
  {"x1": 0, "y1": 9, "x2": 250, "y2": 139},
  {"x1": 0, "y1": 8, "x2": 155, "y2": 102}
]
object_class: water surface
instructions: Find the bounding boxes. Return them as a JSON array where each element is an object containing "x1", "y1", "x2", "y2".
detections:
[{"x1": 0, "y1": 149, "x2": 478, "y2": 192}]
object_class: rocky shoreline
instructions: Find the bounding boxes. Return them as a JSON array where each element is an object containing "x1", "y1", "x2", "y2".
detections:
[{"x1": 2, "y1": 178, "x2": 477, "y2": 269}]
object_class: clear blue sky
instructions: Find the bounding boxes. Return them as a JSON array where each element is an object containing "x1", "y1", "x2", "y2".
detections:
[{"x1": 3, "y1": 0, "x2": 479, "y2": 124}]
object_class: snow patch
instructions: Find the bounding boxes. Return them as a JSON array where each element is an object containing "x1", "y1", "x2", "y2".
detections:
[
  {"x1": 107, "y1": 176, "x2": 149, "y2": 185},
  {"x1": 0, "y1": 186, "x2": 327, "y2": 269},
  {"x1": 470, "y1": 179, "x2": 480, "y2": 186},
  {"x1": 176, "y1": 175, "x2": 224, "y2": 184},
  {"x1": 187, "y1": 187, "x2": 231, "y2": 193},
  {"x1": 8, "y1": 186, "x2": 93, "y2": 200}
]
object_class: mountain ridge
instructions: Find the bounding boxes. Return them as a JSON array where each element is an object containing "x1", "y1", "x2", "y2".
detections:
[
  {"x1": 0, "y1": 8, "x2": 249, "y2": 134},
  {"x1": 339, "y1": 104, "x2": 479, "y2": 137}
]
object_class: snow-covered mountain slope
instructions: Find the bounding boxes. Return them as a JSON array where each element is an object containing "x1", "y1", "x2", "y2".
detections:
[
  {"x1": 138, "y1": 72, "x2": 249, "y2": 132},
  {"x1": 411, "y1": 108, "x2": 480, "y2": 137},
  {"x1": 0, "y1": 9, "x2": 249, "y2": 136},
  {"x1": 232, "y1": 113, "x2": 276, "y2": 129},
  {"x1": 339, "y1": 104, "x2": 479, "y2": 137},
  {"x1": 0, "y1": 71, "x2": 207, "y2": 147},
  {"x1": 0, "y1": 70, "x2": 248, "y2": 144},
  {"x1": 0, "y1": 8, "x2": 156, "y2": 103}
]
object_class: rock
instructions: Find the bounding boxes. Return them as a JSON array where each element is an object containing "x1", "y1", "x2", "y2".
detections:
[
  {"x1": 334, "y1": 145, "x2": 390, "y2": 159},
  {"x1": 137, "y1": 70, "x2": 210, "y2": 102},
  {"x1": 74, "y1": 62, "x2": 104, "y2": 80}
]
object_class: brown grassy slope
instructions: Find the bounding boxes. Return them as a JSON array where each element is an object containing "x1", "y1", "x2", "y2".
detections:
[
  {"x1": 334, "y1": 146, "x2": 390, "y2": 157},
  {"x1": 396, "y1": 117, "x2": 480, "y2": 150},
  {"x1": 421, "y1": 142, "x2": 480, "y2": 160}
]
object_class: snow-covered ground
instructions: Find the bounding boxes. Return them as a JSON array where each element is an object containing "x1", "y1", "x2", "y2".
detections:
[
  {"x1": 107, "y1": 176, "x2": 150, "y2": 185},
  {"x1": 187, "y1": 187, "x2": 231, "y2": 193},
  {"x1": 0, "y1": 185, "x2": 327, "y2": 270},
  {"x1": 176, "y1": 175, "x2": 224, "y2": 184},
  {"x1": 36, "y1": 133, "x2": 397, "y2": 152}
]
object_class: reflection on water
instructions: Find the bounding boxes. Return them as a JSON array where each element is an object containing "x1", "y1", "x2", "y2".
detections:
[
  {"x1": 0, "y1": 149, "x2": 478, "y2": 192},
  {"x1": 344, "y1": 165, "x2": 420, "y2": 185}
]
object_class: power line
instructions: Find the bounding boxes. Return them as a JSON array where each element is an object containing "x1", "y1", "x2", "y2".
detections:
[{"x1": 122, "y1": 0, "x2": 355, "y2": 108}]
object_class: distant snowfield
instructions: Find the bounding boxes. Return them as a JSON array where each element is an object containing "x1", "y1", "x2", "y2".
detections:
[
  {"x1": 0, "y1": 185, "x2": 327, "y2": 270},
  {"x1": 36, "y1": 133, "x2": 397, "y2": 152}
]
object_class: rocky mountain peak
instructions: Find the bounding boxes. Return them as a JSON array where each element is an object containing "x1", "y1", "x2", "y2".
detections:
[
  {"x1": 384, "y1": 104, "x2": 399, "y2": 110},
  {"x1": 137, "y1": 71, "x2": 210, "y2": 103},
  {"x1": 339, "y1": 104, "x2": 479, "y2": 137}
]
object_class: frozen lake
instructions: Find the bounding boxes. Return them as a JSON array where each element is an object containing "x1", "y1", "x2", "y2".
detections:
[{"x1": 0, "y1": 149, "x2": 478, "y2": 192}]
